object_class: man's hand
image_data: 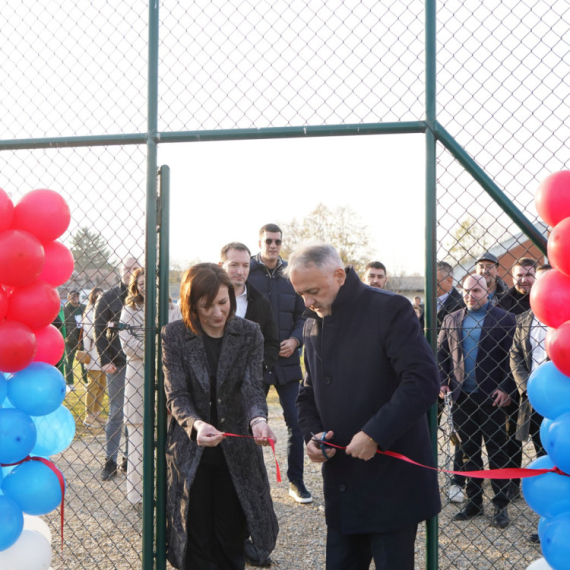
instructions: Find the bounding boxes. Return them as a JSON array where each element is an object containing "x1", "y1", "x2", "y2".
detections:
[
  {"x1": 194, "y1": 420, "x2": 225, "y2": 447},
  {"x1": 252, "y1": 421, "x2": 277, "y2": 447},
  {"x1": 279, "y1": 338, "x2": 298, "y2": 358},
  {"x1": 102, "y1": 363, "x2": 117, "y2": 374},
  {"x1": 439, "y1": 385, "x2": 451, "y2": 399},
  {"x1": 492, "y1": 389, "x2": 511, "y2": 407},
  {"x1": 346, "y1": 431, "x2": 378, "y2": 461},
  {"x1": 307, "y1": 431, "x2": 336, "y2": 463}
]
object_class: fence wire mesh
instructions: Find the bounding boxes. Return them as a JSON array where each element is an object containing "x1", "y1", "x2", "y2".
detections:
[{"x1": 1, "y1": 0, "x2": 570, "y2": 569}]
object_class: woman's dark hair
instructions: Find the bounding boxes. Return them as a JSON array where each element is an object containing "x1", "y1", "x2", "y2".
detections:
[
  {"x1": 126, "y1": 267, "x2": 145, "y2": 308},
  {"x1": 87, "y1": 287, "x2": 104, "y2": 307},
  {"x1": 180, "y1": 263, "x2": 236, "y2": 334}
]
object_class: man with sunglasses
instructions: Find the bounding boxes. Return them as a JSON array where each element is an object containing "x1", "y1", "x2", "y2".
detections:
[{"x1": 249, "y1": 224, "x2": 311, "y2": 509}]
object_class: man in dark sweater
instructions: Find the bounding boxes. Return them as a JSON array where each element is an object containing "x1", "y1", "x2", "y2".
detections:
[
  {"x1": 498, "y1": 257, "x2": 537, "y2": 316},
  {"x1": 95, "y1": 256, "x2": 141, "y2": 481}
]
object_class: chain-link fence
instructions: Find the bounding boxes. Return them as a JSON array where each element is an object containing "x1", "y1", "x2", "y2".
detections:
[{"x1": 1, "y1": 0, "x2": 568, "y2": 569}]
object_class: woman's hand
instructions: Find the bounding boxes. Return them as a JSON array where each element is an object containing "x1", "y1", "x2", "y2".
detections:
[
  {"x1": 252, "y1": 420, "x2": 276, "y2": 447},
  {"x1": 194, "y1": 420, "x2": 225, "y2": 447}
]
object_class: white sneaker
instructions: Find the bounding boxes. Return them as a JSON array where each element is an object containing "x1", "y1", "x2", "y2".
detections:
[{"x1": 449, "y1": 484, "x2": 466, "y2": 503}]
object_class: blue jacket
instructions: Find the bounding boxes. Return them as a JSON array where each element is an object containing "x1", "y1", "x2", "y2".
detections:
[
  {"x1": 248, "y1": 255, "x2": 306, "y2": 385},
  {"x1": 297, "y1": 267, "x2": 441, "y2": 533}
]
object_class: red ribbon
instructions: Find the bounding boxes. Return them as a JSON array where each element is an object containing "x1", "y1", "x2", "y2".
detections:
[
  {"x1": 1, "y1": 456, "x2": 66, "y2": 554},
  {"x1": 319, "y1": 440, "x2": 570, "y2": 479},
  {"x1": 222, "y1": 433, "x2": 282, "y2": 483}
]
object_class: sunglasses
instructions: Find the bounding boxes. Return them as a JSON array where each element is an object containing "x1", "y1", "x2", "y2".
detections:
[{"x1": 264, "y1": 238, "x2": 282, "y2": 246}]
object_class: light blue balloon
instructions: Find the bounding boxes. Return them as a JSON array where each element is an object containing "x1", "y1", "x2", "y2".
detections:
[
  {"x1": 546, "y1": 412, "x2": 570, "y2": 475},
  {"x1": 542, "y1": 511, "x2": 570, "y2": 570},
  {"x1": 0, "y1": 374, "x2": 6, "y2": 407},
  {"x1": 528, "y1": 361, "x2": 570, "y2": 419},
  {"x1": 0, "y1": 408, "x2": 37, "y2": 464},
  {"x1": 7, "y1": 363, "x2": 65, "y2": 417},
  {"x1": 31, "y1": 405, "x2": 76, "y2": 457},
  {"x1": 2, "y1": 460, "x2": 65, "y2": 516},
  {"x1": 0, "y1": 495, "x2": 24, "y2": 552},
  {"x1": 541, "y1": 418, "x2": 554, "y2": 451},
  {"x1": 522, "y1": 455, "x2": 570, "y2": 518},
  {"x1": 538, "y1": 516, "x2": 550, "y2": 541}
]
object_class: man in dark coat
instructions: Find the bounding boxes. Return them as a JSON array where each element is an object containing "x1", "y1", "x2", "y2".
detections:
[
  {"x1": 498, "y1": 257, "x2": 537, "y2": 316},
  {"x1": 289, "y1": 243, "x2": 441, "y2": 570},
  {"x1": 249, "y1": 223, "x2": 310, "y2": 506},
  {"x1": 63, "y1": 290, "x2": 87, "y2": 388},
  {"x1": 95, "y1": 256, "x2": 140, "y2": 481},
  {"x1": 438, "y1": 274, "x2": 517, "y2": 528}
]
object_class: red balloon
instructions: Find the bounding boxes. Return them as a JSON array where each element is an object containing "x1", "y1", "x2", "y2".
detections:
[
  {"x1": 0, "y1": 188, "x2": 14, "y2": 232},
  {"x1": 548, "y1": 217, "x2": 570, "y2": 277},
  {"x1": 549, "y1": 321, "x2": 570, "y2": 377},
  {"x1": 6, "y1": 280, "x2": 61, "y2": 329},
  {"x1": 33, "y1": 324, "x2": 65, "y2": 366},
  {"x1": 0, "y1": 229, "x2": 45, "y2": 288},
  {"x1": 545, "y1": 326, "x2": 556, "y2": 359},
  {"x1": 0, "y1": 320, "x2": 37, "y2": 373},
  {"x1": 12, "y1": 189, "x2": 71, "y2": 243},
  {"x1": 536, "y1": 171, "x2": 570, "y2": 228},
  {"x1": 0, "y1": 286, "x2": 7, "y2": 321},
  {"x1": 38, "y1": 241, "x2": 74, "y2": 287},
  {"x1": 530, "y1": 269, "x2": 570, "y2": 328}
]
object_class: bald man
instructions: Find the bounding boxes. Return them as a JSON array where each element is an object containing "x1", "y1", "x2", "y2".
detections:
[{"x1": 438, "y1": 274, "x2": 517, "y2": 530}]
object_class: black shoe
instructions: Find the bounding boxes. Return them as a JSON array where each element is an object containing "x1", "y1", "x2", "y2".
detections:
[
  {"x1": 506, "y1": 485, "x2": 520, "y2": 501},
  {"x1": 289, "y1": 480, "x2": 313, "y2": 504},
  {"x1": 492, "y1": 506, "x2": 510, "y2": 529},
  {"x1": 120, "y1": 457, "x2": 127, "y2": 473},
  {"x1": 529, "y1": 533, "x2": 540, "y2": 544},
  {"x1": 101, "y1": 458, "x2": 118, "y2": 481},
  {"x1": 244, "y1": 538, "x2": 272, "y2": 567},
  {"x1": 453, "y1": 502, "x2": 483, "y2": 521}
]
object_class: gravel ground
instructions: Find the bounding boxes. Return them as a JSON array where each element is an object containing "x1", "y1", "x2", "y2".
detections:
[{"x1": 43, "y1": 391, "x2": 544, "y2": 570}]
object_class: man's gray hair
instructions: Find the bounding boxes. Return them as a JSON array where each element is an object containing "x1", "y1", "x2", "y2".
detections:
[{"x1": 284, "y1": 242, "x2": 344, "y2": 277}]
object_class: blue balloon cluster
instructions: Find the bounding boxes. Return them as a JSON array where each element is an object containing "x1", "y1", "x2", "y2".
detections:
[
  {"x1": 0, "y1": 362, "x2": 73, "y2": 552},
  {"x1": 524, "y1": 361, "x2": 570, "y2": 569}
]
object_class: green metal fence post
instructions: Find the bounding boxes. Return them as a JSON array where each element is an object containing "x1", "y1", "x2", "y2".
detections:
[
  {"x1": 425, "y1": 0, "x2": 439, "y2": 568},
  {"x1": 143, "y1": 0, "x2": 160, "y2": 568},
  {"x1": 155, "y1": 165, "x2": 170, "y2": 570}
]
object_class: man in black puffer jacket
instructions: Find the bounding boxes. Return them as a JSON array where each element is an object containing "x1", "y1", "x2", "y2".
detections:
[{"x1": 249, "y1": 224, "x2": 310, "y2": 507}]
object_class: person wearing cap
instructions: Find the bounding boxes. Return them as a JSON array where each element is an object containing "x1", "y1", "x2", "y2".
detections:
[{"x1": 474, "y1": 252, "x2": 508, "y2": 305}]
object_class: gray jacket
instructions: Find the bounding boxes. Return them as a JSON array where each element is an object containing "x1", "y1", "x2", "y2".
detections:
[{"x1": 161, "y1": 317, "x2": 278, "y2": 569}]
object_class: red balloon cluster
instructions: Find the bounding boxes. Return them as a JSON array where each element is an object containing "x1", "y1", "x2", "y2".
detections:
[
  {"x1": 0, "y1": 189, "x2": 72, "y2": 373},
  {"x1": 531, "y1": 171, "x2": 570, "y2": 376}
]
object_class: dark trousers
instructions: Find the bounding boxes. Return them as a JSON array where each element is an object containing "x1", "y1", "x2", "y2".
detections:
[
  {"x1": 186, "y1": 455, "x2": 246, "y2": 570},
  {"x1": 453, "y1": 393, "x2": 510, "y2": 508},
  {"x1": 65, "y1": 346, "x2": 87, "y2": 385},
  {"x1": 529, "y1": 409, "x2": 546, "y2": 458},
  {"x1": 325, "y1": 524, "x2": 418, "y2": 570},
  {"x1": 504, "y1": 397, "x2": 523, "y2": 489},
  {"x1": 264, "y1": 381, "x2": 304, "y2": 482}
]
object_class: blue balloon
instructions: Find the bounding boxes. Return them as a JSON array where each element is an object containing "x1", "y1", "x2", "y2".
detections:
[
  {"x1": 0, "y1": 408, "x2": 37, "y2": 464},
  {"x1": 7, "y1": 363, "x2": 65, "y2": 417},
  {"x1": 2, "y1": 460, "x2": 65, "y2": 516},
  {"x1": 31, "y1": 405, "x2": 76, "y2": 457},
  {"x1": 528, "y1": 361, "x2": 570, "y2": 419},
  {"x1": 538, "y1": 516, "x2": 550, "y2": 541},
  {"x1": 522, "y1": 455, "x2": 570, "y2": 518},
  {"x1": 0, "y1": 374, "x2": 6, "y2": 407},
  {"x1": 542, "y1": 511, "x2": 570, "y2": 570},
  {"x1": 546, "y1": 412, "x2": 570, "y2": 475},
  {"x1": 0, "y1": 495, "x2": 24, "y2": 551},
  {"x1": 541, "y1": 418, "x2": 554, "y2": 450}
]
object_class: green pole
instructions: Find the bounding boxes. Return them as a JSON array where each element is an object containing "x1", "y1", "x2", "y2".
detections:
[
  {"x1": 143, "y1": 0, "x2": 160, "y2": 568},
  {"x1": 155, "y1": 165, "x2": 170, "y2": 570},
  {"x1": 425, "y1": 0, "x2": 439, "y2": 568}
]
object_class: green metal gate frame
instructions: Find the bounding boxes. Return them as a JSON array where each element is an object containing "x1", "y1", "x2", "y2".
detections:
[{"x1": 0, "y1": 1, "x2": 549, "y2": 568}]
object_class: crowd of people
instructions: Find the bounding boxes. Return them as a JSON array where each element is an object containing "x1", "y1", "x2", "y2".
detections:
[{"x1": 60, "y1": 225, "x2": 548, "y2": 569}]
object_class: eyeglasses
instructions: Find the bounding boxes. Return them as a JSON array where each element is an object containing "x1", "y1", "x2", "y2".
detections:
[{"x1": 265, "y1": 238, "x2": 282, "y2": 246}]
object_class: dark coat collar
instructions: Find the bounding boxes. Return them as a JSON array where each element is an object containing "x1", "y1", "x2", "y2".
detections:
[{"x1": 246, "y1": 281, "x2": 263, "y2": 303}]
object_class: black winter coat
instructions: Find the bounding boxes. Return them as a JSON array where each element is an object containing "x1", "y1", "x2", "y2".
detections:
[
  {"x1": 297, "y1": 267, "x2": 441, "y2": 534},
  {"x1": 244, "y1": 282, "x2": 280, "y2": 373},
  {"x1": 248, "y1": 256, "x2": 306, "y2": 385},
  {"x1": 94, "y1": 282, "x2": 128, "y2": 367}
]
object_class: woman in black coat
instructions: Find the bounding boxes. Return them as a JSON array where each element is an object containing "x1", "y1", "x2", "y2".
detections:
[{"x1": 161, "y1": 263, "x2": 279, "y2": 569}]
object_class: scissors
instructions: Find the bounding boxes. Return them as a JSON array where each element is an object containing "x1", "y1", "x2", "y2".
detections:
[{"x1": 310, "y1": 432, "x2": 332, "y2": 460}]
